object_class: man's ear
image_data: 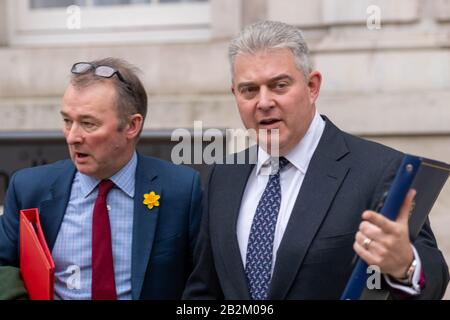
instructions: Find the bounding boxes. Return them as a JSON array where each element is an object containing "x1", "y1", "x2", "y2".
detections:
[
  {"x1": 125, "y1": 114, "x2": 144, "y2": 140},
  {"x1": 308, "y1": 71, "x2": 322, "y2": 104},
  {"x1": 231, "y1": 85, "x2": 235, "y2": 96}
]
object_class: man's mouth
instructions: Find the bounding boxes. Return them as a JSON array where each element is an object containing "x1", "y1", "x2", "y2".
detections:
[
  {"x1": 75, "y1": 152, "x2": 89, "y2": 159},
  {"x1": 259, "y1": 118, "x2": 281, "y2": 126}
]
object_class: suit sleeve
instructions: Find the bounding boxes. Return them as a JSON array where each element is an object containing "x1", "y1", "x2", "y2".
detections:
[
  {"x1": 412, "y1": 218, "x2": 449, "y2": 299},
  {"x1": 183, "y1": 165, "x2": 224, "y2": 299},
  {"x1": 372, "y1": 156, "x2": 449, "y2": 299},
  {"x1": 0, "y1": 172, "x2": 22, "y2": 266}
]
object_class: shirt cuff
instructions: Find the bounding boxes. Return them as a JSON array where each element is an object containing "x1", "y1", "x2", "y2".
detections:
[{"x1": 384, "y1": 245, "x2": 423, "y2": 295}]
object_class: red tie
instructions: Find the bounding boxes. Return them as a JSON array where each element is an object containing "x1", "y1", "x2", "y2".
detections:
[{"x1": 92, "y1": 179, "x2": 117, "y2": 300}]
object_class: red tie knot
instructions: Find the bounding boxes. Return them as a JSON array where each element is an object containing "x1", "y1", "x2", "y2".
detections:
[{"x1": 98, "y1": 179, "x2": 114, "y2": 197}]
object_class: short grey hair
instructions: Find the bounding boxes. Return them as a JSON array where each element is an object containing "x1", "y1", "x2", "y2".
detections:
[{"x1": 228, "y1": 20, "x2": 311, "y2": 80}]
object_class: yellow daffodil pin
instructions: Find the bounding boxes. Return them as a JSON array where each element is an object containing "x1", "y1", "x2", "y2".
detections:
[{"x1": 143, "y1": 191, "x2": 160, "y2": 210}]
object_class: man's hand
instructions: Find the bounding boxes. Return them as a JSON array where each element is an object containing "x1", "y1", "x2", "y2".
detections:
[{"x1": 353, "y1": 189, "x2": 416, "y2": 279}]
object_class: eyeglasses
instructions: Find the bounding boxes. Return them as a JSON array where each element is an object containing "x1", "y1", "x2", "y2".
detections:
[{"x1": 71, "y1": 62, "x2": 129, "y2": 86}]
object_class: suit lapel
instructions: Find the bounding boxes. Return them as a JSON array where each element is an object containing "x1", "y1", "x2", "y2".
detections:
[
  {"x1": 268, "y1": 117, "x2": 350, "y2": 299},
  {"x1": 131, "y1": 155, "x2": 161, "y2": 300},
  {"x1": 38, "y1": 161, "x2": 76, "y2": 251},
  {"x1": 216, "y1": 161, "x2": 254, "y2": 299}
]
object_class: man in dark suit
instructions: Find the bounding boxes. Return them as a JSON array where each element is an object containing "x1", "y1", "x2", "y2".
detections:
[
  {"x1": 0, "y1": 58, "x2": 202, "y2": 299},
  {"x1": 183, "y1": 21, "x2": 449, "y2": 299}
]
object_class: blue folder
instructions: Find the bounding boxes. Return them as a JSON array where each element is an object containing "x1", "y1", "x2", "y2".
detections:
[{"x1": 341, "y1": 154, "x2": 450, "y2": 300}]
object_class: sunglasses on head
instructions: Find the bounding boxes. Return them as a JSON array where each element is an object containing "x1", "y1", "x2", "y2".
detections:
[{"x1": 71, "y1": 62, "x2": 129, "y2": 87}]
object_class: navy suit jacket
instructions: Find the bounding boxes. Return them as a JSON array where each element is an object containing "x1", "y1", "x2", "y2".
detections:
[
  {"x1": 183, "y1": 117, "x2": 449, "y2": 300},
  {"x1": 0, "y1": 154, "x2": 202, "y2": 300}
]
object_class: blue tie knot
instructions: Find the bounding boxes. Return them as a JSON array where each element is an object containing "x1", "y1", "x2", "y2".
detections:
[
  {"x1": 278, "y1": 157, "x2": 290, "y2": 171},
  {"x1": 269, "y1": 157, "x2": 290, "y2": 174}
]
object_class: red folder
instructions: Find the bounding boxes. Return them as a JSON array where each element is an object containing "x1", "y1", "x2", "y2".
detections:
[{"x1": 19, "y1": 208, "x2": 55, "y2": 300}]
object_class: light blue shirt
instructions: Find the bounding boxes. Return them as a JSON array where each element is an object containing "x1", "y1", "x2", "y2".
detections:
[{"x1": 52, "y1": 152, "x2": 137, "y2": 300}]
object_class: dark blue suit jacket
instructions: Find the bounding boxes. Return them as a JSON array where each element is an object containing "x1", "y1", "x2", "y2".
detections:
[
  {"x1": 184, "y1": 117, "x2": 449, "y2": 300},
  {"x1": 0, "y1": 154, "x2": 202, "y2": 299}
]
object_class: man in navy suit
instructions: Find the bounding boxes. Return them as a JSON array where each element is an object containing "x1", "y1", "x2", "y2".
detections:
[
  {"x1": 183, "y1": 21, "x2": 449, "y2": 299},
  {"x1": 0, "y1": 57, "x2": 202, "y2": 299}
]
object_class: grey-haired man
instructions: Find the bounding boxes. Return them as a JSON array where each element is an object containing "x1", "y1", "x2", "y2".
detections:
[{"x1": 183, "y1": 21, "x2": 448, "y2": 300}]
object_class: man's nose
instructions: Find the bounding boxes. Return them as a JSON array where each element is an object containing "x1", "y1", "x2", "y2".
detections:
[
  {"x1": 257, "y1": 86, "x2": 275, "y2": 111},
  {"x1": 65, "y1": 123, "x2": 83, "y2": 145}
]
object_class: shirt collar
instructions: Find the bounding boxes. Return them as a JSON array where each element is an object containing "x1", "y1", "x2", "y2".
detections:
[
  {"x1": 78, "y1": 151, "x2": 137, "y2": 198},
  {"x1": 256, "y1": 111, "x2": 325, "y2": 176}
]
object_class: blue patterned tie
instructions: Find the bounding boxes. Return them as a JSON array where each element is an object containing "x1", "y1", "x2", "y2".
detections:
[{"x1": 245, "y1": 157, "x2": 290, "y2": 300}]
